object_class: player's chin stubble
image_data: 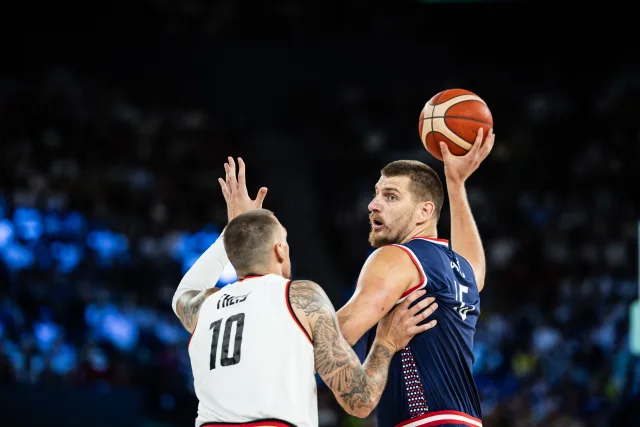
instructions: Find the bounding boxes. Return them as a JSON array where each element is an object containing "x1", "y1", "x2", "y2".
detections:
[{"x1": 368, "y1": 229, "x2": 397, "y2": 248}]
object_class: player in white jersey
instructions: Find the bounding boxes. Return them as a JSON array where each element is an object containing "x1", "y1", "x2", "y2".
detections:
[{"x1": 172, "y1": 158, "x2": 440, "y2": 427}]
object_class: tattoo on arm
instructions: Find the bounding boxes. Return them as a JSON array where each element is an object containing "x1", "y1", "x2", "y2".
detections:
[
  {"x1": 176, "y1": 288, "x2": 220, "y2": 333},
  {"x1": 289, "y1": 280, "x2": 395, "y2": 417},
  {"x1": 288, "y1": 281, "x2": 327, "y2": 315}
]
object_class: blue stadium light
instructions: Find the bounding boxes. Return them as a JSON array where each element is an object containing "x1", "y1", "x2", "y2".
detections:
[
  {"x1": 13, "y1": 207, "x2": 44, "y2": 241},
  {"x1": 1, "y1": 242, "x2": 35, "y2": 271},
  {"x1": 0, "y1": 219, "x2": 14, "y2": 248}
]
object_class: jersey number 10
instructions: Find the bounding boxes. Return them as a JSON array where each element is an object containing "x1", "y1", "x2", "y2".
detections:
[{"x1": 209, "y1": 313, "x2": 245, "y2": 370}]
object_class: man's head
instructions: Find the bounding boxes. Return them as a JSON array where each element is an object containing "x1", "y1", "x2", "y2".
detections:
[
  {"x1": 223, "y1": 209, "x2": 291, "y2": 279},
  {"x1": 368, "y1": 160, "x2": 444, "y2": 247}
]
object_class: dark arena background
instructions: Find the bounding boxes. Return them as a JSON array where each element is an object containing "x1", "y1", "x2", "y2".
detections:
[{"x1": 1, "y1": 1, "x2": 639, "y2": 427}]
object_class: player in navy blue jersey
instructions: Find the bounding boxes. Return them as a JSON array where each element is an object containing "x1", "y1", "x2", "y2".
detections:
[{"x1": 337, "y1": 128, "x2": 495, "y2": 427}]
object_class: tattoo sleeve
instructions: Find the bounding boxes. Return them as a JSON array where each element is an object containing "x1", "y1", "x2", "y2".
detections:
[
  {"x1": 289, "y1": 280, "x2": 395, "y2": 418},
  {"x1": 176, "y1": 288, "x2": 220, "y2": 333}
]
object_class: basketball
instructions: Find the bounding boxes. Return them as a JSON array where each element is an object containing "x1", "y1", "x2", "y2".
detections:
[{"x1": 419, "y1": 89, "x2": 493, "y2": 161}]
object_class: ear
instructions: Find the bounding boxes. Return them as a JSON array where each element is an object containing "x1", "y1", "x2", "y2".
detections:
[
  {"x1": 417, "y1": 201, "x2": 436, "y2": 224},
  {"x1": 274, "y1": 242, "x2": 286, "y2": 263}
]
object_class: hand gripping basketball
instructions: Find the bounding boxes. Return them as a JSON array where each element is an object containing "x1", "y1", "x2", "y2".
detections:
[{"x1": 439, "y1": 127, "x2": 495, "y2": 185}]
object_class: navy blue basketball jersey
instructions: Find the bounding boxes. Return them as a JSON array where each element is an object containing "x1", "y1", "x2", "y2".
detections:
[{"x1": 355, "y1": 236, "x2": 483, "y2": 427}]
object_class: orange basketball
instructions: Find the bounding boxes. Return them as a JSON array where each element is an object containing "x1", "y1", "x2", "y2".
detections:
[{"x1": 419, "y1": 89, "x2": 493, "y2": 161}]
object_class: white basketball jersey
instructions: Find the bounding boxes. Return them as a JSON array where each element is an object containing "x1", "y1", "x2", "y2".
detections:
[{"x1": 188, "y1": 274, "x2": 317, "y2": 427}]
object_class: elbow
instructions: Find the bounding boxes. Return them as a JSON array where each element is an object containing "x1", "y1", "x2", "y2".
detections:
[
  {"x1": 347, "y1": 406, "x2": 373, "y2": 419},
  {"x1": 337, "y1": 397, "x2": 374, "y2": 418}
]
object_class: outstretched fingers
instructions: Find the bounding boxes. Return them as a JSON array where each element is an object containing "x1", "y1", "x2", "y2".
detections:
[
  {"x1": 227, "y1": 156, "x2": 238, "y2": 187},
  {"x1": 218, "y1": 178, "x2": 230, "y2": 201},
  {"x1": 237, "y1": 157, "x2": 247, "y2": 187}
]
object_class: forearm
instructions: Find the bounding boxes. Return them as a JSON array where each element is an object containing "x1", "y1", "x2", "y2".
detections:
[
  {"x1": 297, "y1": 280, "x2": 394, "y2": 418},
  {"x1": 357, "y1": 340, "x2": 395, "y2": 414},
  {"x1": 171, "y1": 230, "x2": 229, "y2": 316},
  {"x1": 330, "y1": 339, "x2": 394, "y2": 418},
  {"x1": 447, "y1": 181, "x2": 486, "y2": 288}
]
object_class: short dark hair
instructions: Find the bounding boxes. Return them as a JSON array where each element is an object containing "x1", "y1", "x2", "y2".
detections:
[
  {"x1": 223, "y1": 209, "x2": 281, "y2": 272},
  {"x1": 381, "y1": 160, "x2": 444, "y2": 219}
]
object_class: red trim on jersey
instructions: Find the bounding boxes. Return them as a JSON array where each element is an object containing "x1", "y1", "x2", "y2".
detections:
[
  {"x1": 284, "y1": 280, "x2": 313, "y2": 346},
  {"x1": 238, "y1": 275, "x2": 264, "y2": 282},
  {"x1": 200, "y1": 419, "x2": 295, "y2": 427},
  {"x1": 391, "y1": 245, "x2": 426, "y2": 298},
  {"x1": 188, "y1": 315, "x2": 199, "y2": 350},
  {"x1": 411, "y1": 236, "x2": 449, "y2": 244},
  {"x1": 395, "y1": 410, "x2": 482, "y2": 427}
]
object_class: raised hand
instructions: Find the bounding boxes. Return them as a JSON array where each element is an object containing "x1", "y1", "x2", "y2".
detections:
[
  {"x1": 218, "y1": 157, "x2": 268, "y2": 221},
  {"x1": 439, "y1": 128, "x2": 495, "y2": 185}
]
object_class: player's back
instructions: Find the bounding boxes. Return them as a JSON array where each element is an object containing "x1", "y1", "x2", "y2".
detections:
[
  {"x1": 361, "y1": 237, "x2": 482, "y2": 427},
  {"x1": 188, "y1": 274, "x2": 317, "y2": 427}
]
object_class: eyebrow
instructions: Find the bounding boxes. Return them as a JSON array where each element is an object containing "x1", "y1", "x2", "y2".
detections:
[{"x1": 375, "y1": 186, "x2": 401, "y2": 193}]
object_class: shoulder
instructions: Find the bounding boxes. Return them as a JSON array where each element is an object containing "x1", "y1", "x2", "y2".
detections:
[
  {"x1": 363, "y1": 245, "x2": 416, "y2": 269},
  {"x1": 356, "y1": 245, "x2": 422, "y2": 295},
  {"x1": 288, "y1": 280, "x2": 333, "y2": 315},
  {"x1": 360, "y1": 244, "x2": 423, "y2": 279}
]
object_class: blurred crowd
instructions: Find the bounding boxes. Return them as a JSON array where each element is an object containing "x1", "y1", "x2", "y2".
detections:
[{"x1": 1, "y1": 44, "x2": 640, "y2": 427}]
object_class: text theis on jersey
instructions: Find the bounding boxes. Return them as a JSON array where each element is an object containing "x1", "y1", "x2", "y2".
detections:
[{"x1": 217, "y1": 291, "x2": 251, "y2": 309}]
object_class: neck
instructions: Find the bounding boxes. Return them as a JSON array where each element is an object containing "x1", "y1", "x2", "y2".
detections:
[
  {"x1": 400, "y1": 224, "x2": 437, "y2": 244},
  {"x1": 237, "y1": 263, "x2": 280, "y2": 279}
]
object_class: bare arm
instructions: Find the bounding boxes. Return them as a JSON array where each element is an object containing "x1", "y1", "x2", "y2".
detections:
[
  {"x1": 289, "y1": 280, "x2": 436, "y2": 418},
  {"x1": 439, "y1": 128, "x2": 495, "y2": 292},
  {"x1": 336, "y1": 245, "x2": 421, "y2": 345},
  {"x1": 447, "y1": 182, "x2": 486, "y2": 291},
  {"x1": 175, "y1": 288, "x2": 221, "y2": 333}
]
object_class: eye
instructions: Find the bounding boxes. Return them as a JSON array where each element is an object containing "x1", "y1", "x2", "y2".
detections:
[{"x1": 387, "y1": 194, "x2": 397, "y2": 201}]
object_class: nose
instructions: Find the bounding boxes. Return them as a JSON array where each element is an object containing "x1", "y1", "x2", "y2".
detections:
[{"x1": 368, "y1": 195, "x2": 381, "y2": 213}]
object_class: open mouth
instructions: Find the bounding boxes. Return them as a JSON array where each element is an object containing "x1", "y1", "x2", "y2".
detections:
[{"x1": 371, "y1": 218, "x2": 384, "y2": 231}]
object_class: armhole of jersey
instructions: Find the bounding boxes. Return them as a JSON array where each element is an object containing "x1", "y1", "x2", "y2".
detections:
[
  {"x1": 187, "y1": 306, "x2": 200, "y2": 350},
  {"x1": 455, "y1": 252, "x2": 479, "y2": 285},
  {"x1": 186, "y1": 290, "x2": 221, "y2": 350},
  {"x1": 390, "y1": 244, "x2": 428, "y2": 304},
  {"x1": 284, "y1": 280, "x2": 314, "y2": 346}
]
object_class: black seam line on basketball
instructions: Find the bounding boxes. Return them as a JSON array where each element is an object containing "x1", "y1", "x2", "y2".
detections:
[
  {"x1": 420, "y1": 116, "x2": 492, "y2": 126},
  {"x1": 430, "y1": 93, "x2": 441, "y2": 144}
]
